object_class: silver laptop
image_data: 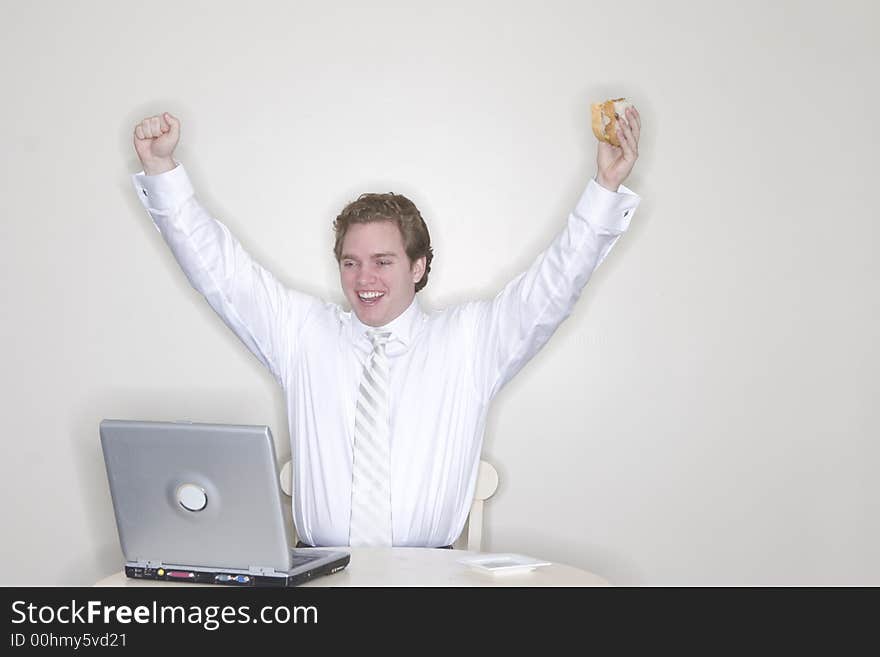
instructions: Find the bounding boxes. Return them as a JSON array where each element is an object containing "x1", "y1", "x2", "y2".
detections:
[{"x1": 100, "y1": 419, "x2": 350, "y2": 587}]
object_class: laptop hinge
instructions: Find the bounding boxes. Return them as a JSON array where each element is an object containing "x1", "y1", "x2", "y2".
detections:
[{"x1": 248, "y1": 565, "x2": 281, "y2": 576}]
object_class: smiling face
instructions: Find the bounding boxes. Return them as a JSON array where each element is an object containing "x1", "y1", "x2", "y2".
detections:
[{"x1": 339, "y1": 220, "x2": 427, "y2": 327}]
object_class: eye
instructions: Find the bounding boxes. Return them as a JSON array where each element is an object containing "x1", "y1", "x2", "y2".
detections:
[
  {"x1": 378, "y1": 260, "x2": 392, "y2": 266},
  {"x1": 342, "y1": 261, "x2": 355, "y2": 268}
]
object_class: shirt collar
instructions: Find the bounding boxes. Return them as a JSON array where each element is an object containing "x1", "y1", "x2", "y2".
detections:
[{"x1": 349, "y1": 296, "x2": 426, "y2": 350}]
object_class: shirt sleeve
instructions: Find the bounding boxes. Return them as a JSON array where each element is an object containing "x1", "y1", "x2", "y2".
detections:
[
  {"x1": 131, "y1": 163, "x2": 319, "y2": 386},
  {"x1": 465, "y1": 178, "x2": 641, "y2": 402}
]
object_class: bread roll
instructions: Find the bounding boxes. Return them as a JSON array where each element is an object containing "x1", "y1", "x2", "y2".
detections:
[{"x1": 591, "y1": 98, "x2": 633, "y2": 147}]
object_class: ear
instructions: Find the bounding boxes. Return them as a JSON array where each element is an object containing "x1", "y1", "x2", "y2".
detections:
[{"x1": 411, "y1": 256, "x2": 427, "y2": 284}]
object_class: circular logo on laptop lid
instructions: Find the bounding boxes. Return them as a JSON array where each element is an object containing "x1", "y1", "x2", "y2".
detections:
[{"x1": 176, "y1": 483, "x2": 207, "y2": 512}]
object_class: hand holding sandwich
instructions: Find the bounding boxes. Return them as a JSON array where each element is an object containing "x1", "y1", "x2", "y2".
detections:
[{"x1": 595, "y1": 103, "x2": 641, "y2": 192}]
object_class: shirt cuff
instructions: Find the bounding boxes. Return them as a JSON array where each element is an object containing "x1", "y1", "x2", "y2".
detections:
[
  {"x1": 574, "y1": 177, "x2": 641, "y2": 234},
  {"x1": 131, "y1": 162, "x2": 194, "y2": 212}
]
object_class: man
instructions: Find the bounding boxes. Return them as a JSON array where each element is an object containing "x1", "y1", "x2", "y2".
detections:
[{"x1": 130, "y1": 105, "x2": 642, "y2": 548}]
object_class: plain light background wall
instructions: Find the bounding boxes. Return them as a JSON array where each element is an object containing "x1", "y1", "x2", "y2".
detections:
[{"x1": 1, "y1": 0, "x2": 877, "y2": 586}]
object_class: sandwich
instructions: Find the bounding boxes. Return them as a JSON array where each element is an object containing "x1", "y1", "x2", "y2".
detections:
[{"x1": 591, "y1": 98, "x2": 634, "y2": 147}]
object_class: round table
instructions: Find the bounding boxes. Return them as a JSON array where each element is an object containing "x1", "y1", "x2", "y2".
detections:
[{"x1": 94, "y1": 547, "x2": 608, "y2": 587}]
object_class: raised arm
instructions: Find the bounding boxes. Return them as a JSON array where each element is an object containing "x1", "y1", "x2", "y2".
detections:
[
  {"x1": 131, "y1": 112, "x2": 319, "y2": 386},
  {"x1": 466, "y1": 105, "x2": 642, "y2": 401}
]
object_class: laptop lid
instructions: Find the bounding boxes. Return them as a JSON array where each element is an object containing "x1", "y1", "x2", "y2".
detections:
[{"x1": 100, "y1": 419, "x2": 294, "y2": 573}]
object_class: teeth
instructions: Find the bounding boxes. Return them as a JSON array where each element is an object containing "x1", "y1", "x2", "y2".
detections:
[{"x1": 358, "y1": 292, "x2": 384, "y2": 300}]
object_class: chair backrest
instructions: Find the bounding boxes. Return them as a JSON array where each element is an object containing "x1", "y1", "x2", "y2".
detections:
[{"x1": 279, "y1": 458, "x2": 498, "y2": 551}]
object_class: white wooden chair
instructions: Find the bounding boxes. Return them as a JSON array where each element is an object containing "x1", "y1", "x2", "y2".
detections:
[{"x1": 279, "y1": 458, "x2": 499, "y2": 551}]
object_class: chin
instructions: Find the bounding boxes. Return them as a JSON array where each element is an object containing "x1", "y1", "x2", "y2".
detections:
[
  {"x1": 355, "y1": 311, "x2": 382, "y2": 328},
  {"x1": 350, "y1": 302, "x2": 384, "y2": 327}
]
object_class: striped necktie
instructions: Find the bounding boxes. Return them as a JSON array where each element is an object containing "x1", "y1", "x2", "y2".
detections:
[{"x1": 349, "y1": 328, "x2": 393, "y2": 547}]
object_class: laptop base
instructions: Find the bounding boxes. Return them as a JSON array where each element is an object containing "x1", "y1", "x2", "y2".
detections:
[{"x1": 125, "y1": 553, "x2": 350, "y2": 588}]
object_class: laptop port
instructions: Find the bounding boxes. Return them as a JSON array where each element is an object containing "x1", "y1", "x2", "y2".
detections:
[{"x1": 167, "y1": 571, "x2": 195, "y2": 579}]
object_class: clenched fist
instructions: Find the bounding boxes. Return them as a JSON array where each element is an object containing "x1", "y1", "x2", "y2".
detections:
[{"x1": 133, "y1": 112, "x2": 181, "y2": 176}]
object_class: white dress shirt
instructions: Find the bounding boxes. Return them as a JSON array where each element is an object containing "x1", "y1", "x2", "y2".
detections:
[{"x1": 131, "y1": 164, "x2": 640, "y2": 547}]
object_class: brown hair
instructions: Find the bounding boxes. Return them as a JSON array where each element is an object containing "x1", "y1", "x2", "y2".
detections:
[{"x1": 333, "y1": 192, "x2": 434, "y2": 293}]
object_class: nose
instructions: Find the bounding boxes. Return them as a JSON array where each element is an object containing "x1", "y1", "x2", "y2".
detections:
[{"x1": 356, "y1": 265, "x2": 377, "y2": 286}]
